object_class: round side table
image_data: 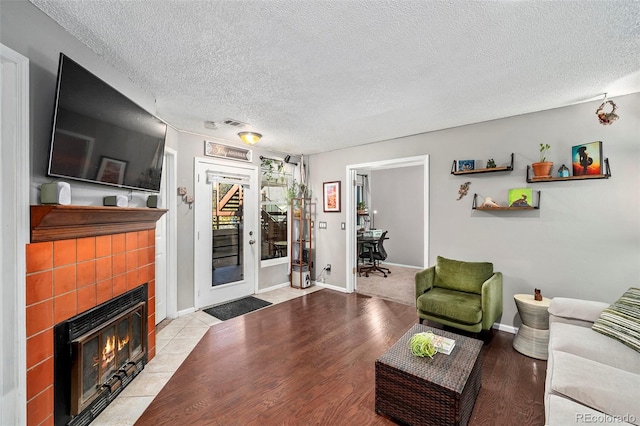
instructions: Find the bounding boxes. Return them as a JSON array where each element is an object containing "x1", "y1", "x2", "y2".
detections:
[{"x1": 513, "y1": 294, "x2": 552, "y2": 360}]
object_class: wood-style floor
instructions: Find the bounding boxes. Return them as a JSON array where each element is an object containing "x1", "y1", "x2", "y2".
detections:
[{"x1": 136, "y1": 290, "x2": 546, "y2": 425}]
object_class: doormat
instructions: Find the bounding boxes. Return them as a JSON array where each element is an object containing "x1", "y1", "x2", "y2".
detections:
[{"x1": 203, "y1": 296, "x2": 272, "y2": 321}]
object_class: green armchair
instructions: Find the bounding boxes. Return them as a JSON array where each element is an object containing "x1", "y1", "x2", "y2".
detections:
[{"x1": 415, "y1": 256, "x2": 503, "y2": 333}]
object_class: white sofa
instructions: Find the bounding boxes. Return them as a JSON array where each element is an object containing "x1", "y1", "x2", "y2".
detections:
[{"x1": 545, "y1": 297, "x2": 640, "y2": 425}]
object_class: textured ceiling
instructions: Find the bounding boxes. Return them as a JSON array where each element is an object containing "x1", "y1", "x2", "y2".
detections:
[{"x1": 30, "y1": 0, "x2": 640, "y2": 155}]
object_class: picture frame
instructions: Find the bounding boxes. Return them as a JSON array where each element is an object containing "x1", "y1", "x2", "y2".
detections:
[
  {"x1": 457, "y1": 160, "x2": 475, "y2": 171},
  {"x1": 323, "y1": 181, "x2": 341, "y2": 212},
  {"x1": 508, "y1": 188, "x2": 533, "y2": 208},
  {"x1": 572, "y1": 141, "x2": 603, "y2": 176},
  {"x1": 96, "y1": 156, "x2": 127, "y2": 185}
]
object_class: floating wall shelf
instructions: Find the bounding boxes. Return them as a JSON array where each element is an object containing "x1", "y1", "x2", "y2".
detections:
[
  {"x1": 452, "y1": 153, "x2": 514, "y2": 175},
  {"x1": 472, "y1": 192, "x2": 540, "y2": 211},
  {"x1": 526, "y1": 158, "x2": 611, "y2": 183}
]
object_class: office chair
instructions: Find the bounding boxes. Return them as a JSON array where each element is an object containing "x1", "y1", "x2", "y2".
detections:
[{"x1": 358, "y1": 231, "x2": 391, "y2": 277}]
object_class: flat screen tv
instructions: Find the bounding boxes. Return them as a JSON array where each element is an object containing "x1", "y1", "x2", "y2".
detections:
[{"x1": 48, "y1": 53, "x2": 167, "y2": 192}]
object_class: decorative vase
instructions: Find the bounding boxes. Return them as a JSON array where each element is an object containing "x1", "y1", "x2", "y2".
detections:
[{"x1": 532, "y1": 162, "x2": 553, "y2": 178}]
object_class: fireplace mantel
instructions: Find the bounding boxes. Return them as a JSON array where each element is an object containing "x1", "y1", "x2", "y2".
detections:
[{"x1": 30, "y1": 205, "x2": 168, "y2": 242}]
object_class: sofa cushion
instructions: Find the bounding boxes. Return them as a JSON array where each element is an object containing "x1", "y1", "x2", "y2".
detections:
[
  {"x1": 546, "y1": 394, "x2": 635, "y2": 426},
  {"x1": 417, "y1": 287, "x2": 482, "y2": 325},
  {"x1": 549, "y1": 322, "x2": 640, "y2": 374},
  {"x1": 433, "y1": 256, "x2": 493, "y2": 294},
  {"x1": 548, "y1": 297, "x2": 609, "y2": 326},
  {"x1": 592, "y1": 287, "x2": 640, "y2": 353},
  {"x1": 547, "y1": 351, "x2": 640, "y2": 424}
]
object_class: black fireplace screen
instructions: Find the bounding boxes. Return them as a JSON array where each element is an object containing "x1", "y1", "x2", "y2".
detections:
[{"x1": 72, "y1": 302, "x2": 145, "y2": 415}]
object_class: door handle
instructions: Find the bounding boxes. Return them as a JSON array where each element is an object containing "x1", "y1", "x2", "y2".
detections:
[{"x1": 249, "y1": 239, "x2": 256, "y2": 245}]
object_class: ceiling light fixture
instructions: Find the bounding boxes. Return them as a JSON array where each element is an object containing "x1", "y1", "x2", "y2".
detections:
[{"x1": 238, "y1": 131, "x2": 262, "y2": 145}]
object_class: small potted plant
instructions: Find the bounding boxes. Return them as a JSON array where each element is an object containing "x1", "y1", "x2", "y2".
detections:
[
  {"x1": 357, "y1": 202, "x2": 368, "y2": 215},
  {"x1": 532, "y1": 143, "x2": 553, "y2": 178}
]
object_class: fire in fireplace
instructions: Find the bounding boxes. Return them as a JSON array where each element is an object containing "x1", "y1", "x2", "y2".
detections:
[{"x1": 55, "y1": 285, "x2": 148, "y2": 426}]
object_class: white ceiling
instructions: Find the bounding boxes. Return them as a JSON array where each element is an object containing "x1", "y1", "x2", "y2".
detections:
[{"x1": 30, "y1": 0, "x2": 640, "y2": 155}]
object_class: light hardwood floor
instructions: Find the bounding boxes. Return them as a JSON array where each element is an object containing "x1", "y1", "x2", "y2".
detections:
[{"x1": 133, "y1": 289, "x2": 546, "y2": 426}]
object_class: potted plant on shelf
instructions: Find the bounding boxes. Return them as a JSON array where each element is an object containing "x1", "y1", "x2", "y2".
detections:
[
  {"x1": 357, "y1": 202, "x2": 368, "y2": 215},
  {"x1": 532, "y1": 143, "x2": 553, "y2": 178}
]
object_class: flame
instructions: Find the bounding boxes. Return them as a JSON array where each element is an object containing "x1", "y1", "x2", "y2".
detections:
[{"x1": 102, "y1": 334, "x2": 130, "y2": 365}]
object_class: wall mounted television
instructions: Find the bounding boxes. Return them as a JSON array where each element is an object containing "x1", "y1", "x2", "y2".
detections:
[{"x1": 48, "y1": 53, "x2": 167, "y2": 192}]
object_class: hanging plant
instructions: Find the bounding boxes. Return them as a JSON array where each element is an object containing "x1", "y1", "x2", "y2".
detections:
[{"x1": 596, "y1": 99, "x2": 619, "y2": 125}]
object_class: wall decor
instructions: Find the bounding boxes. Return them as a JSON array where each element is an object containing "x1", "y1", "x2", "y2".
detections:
[
  {"x1": 457, "y1": 182, "x2": 471, "y2": 201},
  {"x1": 457, "y1": 160, "x2": 475, "y2": 171},
  {"x1": 204, "y1": 140, "x2": 252, "y2": 162},
  {"x1": 509, "y1": 188, "x2": 533, "y2": 208},
  {"x1": 323, "y1": 181, "x2": 341, "y2": 212},
  {"x1": 595, "y1": 96, "x2": 619, "y2": 125},
  {"x1": 572, "y1": 141, "x2": 602, "y2": 176},
  {"x1": 96, "y1": 157, "x2": 127, "y2": 185}
]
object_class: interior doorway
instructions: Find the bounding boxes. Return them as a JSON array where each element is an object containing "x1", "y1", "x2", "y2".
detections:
[
  {"x1": 345, "y1": 155, "x2": 429, "y2": 294},
  {"x1": 194, "y1": 158, "x2": 259, "y2": 309}
]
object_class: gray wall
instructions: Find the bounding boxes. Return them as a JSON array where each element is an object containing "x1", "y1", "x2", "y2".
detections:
[
  {"x1": 1, "y1": 1, "x2": 290, "y2": 313},
  {"x1": 370, "y1": 166, "x2": 424, "y2": 266},
  {"x1": 309, "y1": 93, "x2": 640, "y2": 328}
]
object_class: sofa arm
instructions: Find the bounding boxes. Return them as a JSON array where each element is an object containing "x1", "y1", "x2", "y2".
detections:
[
  {"x1": 548, "y1": 297, "x2": 609, "y2": 327},
  {"x1": 481, "y1": 272, "x2": 503, "y2": 330},
  {"x1": 415, "y1": 266, "x2": 435, "y2": 303}
]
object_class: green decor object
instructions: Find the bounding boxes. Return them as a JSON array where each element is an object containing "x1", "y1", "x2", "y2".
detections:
[
  {"x1": 409, "y1": 332, "x2": 437, "y2": 358},
  {"x1": 592, "y1": 287, "x2": 640, "y2": 353},
  {"x1": 509, "y1": 188, "x2": 533, "y2": 208}
]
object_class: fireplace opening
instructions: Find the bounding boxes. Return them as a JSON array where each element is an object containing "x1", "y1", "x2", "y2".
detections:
[{"x1": 54, "y1": 285, "x2": 148, "y2": 426}]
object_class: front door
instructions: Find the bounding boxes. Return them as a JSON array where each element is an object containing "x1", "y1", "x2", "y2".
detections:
[{"x1": 194, "y1": 158, "x2": 258, "y2": 309}]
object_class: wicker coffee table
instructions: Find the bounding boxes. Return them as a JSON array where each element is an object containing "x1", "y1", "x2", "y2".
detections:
[{"x1": 375, "y1": 324, "x2": 483, "y2": 426}]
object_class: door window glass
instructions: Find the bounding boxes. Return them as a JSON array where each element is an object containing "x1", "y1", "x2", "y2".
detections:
[{"x1": 212, "y1": 182, "x2": 243, "y2": 286}]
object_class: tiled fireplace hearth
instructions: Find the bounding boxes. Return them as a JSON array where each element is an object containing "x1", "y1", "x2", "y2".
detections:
[{"x1": 26, "y1": 206, "x2": 166, "y2": 426}]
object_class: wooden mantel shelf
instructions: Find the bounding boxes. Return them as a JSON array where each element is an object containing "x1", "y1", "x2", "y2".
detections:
[{"x1": 30, "y1": 205, "x2": 168, "y2": 242}]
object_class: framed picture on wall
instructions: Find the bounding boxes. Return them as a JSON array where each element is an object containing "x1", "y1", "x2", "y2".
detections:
[
  {"x1": 96, "y1": 156, "x2": 127, "y2": 185},
  {"x1": 508, "y1": 188, "x2": 533, "y2": 208},
  {"x1": 457, "y1": 160, "x2": 475, "y2": 171},
  {"x1": 323, "y1": 181, "x2": 341, "y2": 212},
  {"x1": 572, "y1": 141, "x2": 603, "y2": 176}
]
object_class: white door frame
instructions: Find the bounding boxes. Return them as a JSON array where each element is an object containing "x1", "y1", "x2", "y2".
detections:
[
  {"x1": 1, "y1": 43, "x2": 29, "y2": 426},
  {"x1": 193, "y1": 156, "x2": 259, "y2": 309},
  {"x1": 345, "y1": 155, "x2": 429, "y2": 293}
]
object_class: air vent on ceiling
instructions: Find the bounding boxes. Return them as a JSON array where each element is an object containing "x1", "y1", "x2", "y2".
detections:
[{"x1": 222, "y1": 118, "x2": 249, "y2": 128}]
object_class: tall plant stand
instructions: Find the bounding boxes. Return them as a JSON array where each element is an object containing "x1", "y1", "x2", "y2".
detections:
[{"x1": 290, "y1": 197, "x2": 313, "y2": 288}]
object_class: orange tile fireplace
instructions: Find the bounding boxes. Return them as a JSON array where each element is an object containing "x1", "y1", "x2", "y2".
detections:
[{"x1": 26, "y1": 206, "x2": 166, "y2": 426}]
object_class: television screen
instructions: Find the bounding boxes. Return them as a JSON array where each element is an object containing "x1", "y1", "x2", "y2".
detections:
[{"x1": 48, "y1": 54, "x2": 167, "y2": 192}]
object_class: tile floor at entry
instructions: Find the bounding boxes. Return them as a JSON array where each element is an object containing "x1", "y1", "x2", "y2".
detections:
[{"x1": 92, "y1": 285, "x2": 323, "y2": 426}]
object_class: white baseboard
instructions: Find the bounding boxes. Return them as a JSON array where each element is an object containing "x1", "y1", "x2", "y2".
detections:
[
  {"x1": 494, "y1": 322, "x2": 517, "y2": 334},
  {"x1": 382, "y1": 262, "x2": 423, "y2": 269},
  {"x1": 177, "y1": 307, "x2": 197, "y2": 316},
  {"x1": 257, "y1": 282, "x2": 290, "y2": 293},
  {"x1": 314, "y1": 282, "x2": 349, "y2": 293}
]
